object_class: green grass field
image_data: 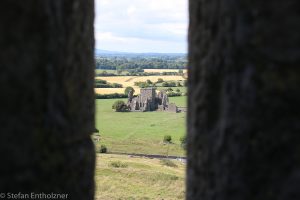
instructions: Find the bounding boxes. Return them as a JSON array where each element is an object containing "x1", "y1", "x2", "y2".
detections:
[
  {"x1": 95, "y1": 96, "x2": 187, "y2": 156},
  {"x1": 95, "y1": 154, "x2": 185, "y2": 200}
]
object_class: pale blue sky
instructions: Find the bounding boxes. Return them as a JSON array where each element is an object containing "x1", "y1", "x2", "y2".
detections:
[{"x1": 95, "y1": 0, "x2": 188, "y2": 53}]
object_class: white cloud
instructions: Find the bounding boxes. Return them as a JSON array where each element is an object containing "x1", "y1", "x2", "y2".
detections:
[{"x1": 94, "y1": 0, "x2": 188, "y2": 53}]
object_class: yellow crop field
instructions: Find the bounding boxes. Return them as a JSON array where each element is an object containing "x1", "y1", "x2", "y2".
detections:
[
  {"x1": 95, "y1": 87, "x2": 140, "y2": 95},
  {"x1": 144, "y1": 69, "x2": 188, "y2": 73},
  {"x1": 95, "y1": 75, "x2": 186, "y2": 94}
]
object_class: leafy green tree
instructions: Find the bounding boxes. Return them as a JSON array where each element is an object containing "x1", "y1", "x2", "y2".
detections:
[
  {"x1": 124, "y1": 86, "x2": 135, "y2": 95},
  {"x1": 157, "y1": 78, "x2": 164, "y2": 83},
  {"x1": 146, "y1": 79, "x2": 153, "y2": 85}
]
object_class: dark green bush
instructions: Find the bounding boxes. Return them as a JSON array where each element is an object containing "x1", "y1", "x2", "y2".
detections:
[
  {"x1": 111, "y1": 83, "x2": 123, "y2": 88},
  {"x1": 162, "y1": 81, "x2": 176, "y2": 87},
  {"x1": 166, "y1": 92, "x2": 181, "y2": 97},
  {"x1": 112, "y1": 100, "x2": 129, "y2": 112},
  {"x1": 95, "y1": 83, "x2": 113, "y2": 88},
  {"x1": 95, "y1": 79, "x2": 107, "y2": 84},
  {"x1": 100, "y1": 145, "x2": 107, "y2": 153},
  {"x1": 163, "y1": 135, "x2": 172, "y2": 143},
  {"x1": 166, "y1": 87, "x2": 173, "y2": 92},
  {"x1": 95, "y1": 93, "x2": 127, "y2": 99},
  {"x1": 134, "y1": 81, "x2": 150, "y2": 88},
  {"x1": 146, "y1": 79, "x2": 153, "y2": 85},
  {"x1": 94, "y1": 79, "x2": 122, "y2": 88}
]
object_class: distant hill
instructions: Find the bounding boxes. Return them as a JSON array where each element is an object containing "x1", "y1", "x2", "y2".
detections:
[
  {"x1": 95, "y1": 49, "x2": 186, "y2": 57},
  {"x1": 95, "y1": 49, "x2": 128, "y2": 55}
]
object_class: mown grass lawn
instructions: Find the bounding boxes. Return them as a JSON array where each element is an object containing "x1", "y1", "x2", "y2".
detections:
[
  {"x1": 95, "y1": 96, "x2": 187, "y2": 156},
  {"x1": 95, "y1": 154, "x2": 185, "y2": 200}
]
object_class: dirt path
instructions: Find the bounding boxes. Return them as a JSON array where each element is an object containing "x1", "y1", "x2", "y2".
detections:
[{"x1": 107, "y1": 152, "x2": 186, "y2": 161}]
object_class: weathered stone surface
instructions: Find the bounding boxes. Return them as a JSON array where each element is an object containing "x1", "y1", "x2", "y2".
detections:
[
  {"x1": 128, "y1": 88, "x2": 176, "y2": 112},
  {"x1": 0, "y1": 0, "x2": 95, "y2": 199},
  {"x1": 187, "y1": 0, "x2": 300, "y2": 200}
]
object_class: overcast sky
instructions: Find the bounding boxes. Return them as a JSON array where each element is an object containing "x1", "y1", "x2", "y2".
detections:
[{"x1": 95, "y1": 0, "x2": 188, "y2": 53}]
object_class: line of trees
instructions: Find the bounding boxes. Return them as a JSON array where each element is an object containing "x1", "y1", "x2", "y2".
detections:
[
  {"x1": 95, "y1": 56, "x2": 187, "y2": 70},
  {"x1": 95, "y1": 79, "x2": 122, "y2": 88}
]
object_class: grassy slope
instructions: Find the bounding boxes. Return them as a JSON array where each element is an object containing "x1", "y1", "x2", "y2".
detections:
[
  {"x1": 95, "y1": 96, "x2": 187, "y2": 156},
  {"x1": 95, "y1": 154, "x2": 185, "y2": 200}
]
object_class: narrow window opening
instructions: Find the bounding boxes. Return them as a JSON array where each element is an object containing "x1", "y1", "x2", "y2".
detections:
[{"x1": 93, "y1": 0, "x2": 188, "y2": 199}]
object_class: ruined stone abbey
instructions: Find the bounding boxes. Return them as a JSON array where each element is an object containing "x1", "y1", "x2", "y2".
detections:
[{"x1": 127, "y1": 88, "x2": 178, "y2": 112}]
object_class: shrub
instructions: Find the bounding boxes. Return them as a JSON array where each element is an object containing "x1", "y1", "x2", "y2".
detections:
[
  {"x1": 166, "y1": 87, "x2": 173, "y2": 92},
  {"x1": 176, "y1": 88, "x2": 181, "y2": 92},
  {"x1": 162, "y1": 82, "x2": 168, "y2": 87},
  {"x1": 109, "y1": 161, "x2": 128, "y2": 168},
  {"x1": 95, "y1": 83, "x2": 114, "y2": 88},
  {"x1": 112, "y1": 100, "x2": 129, "y2": 112},
  {"x1": 95, "y1": 93, "x2": 127, "y2": 99},
  {"x1": 163, "y1": 135, "x2": 172, "y2": 143},
  {"x1": 180, "y1": 135, "x2": 187, "y2": 150},
  {"x1": 94, "y1": 79, "x2": 122, "y2": 88},
  {"x1": 111, "y1": 83, "x2": 123, "y2": 88},
  {"x1": 162, "y1": 81, "x2": 176, "y2": 87},
  {"x1": 134, "y1": 81, "x2": 150, "y2": 88},
  {"x1": 100, "y1": 145, "x2": 107, "y2": 153},
  {"x1": 166, "y1": 92, "x2": 181, "y2": 97},
  {"x1": 95, "y1": 79, "x2": 107, "y2": 84},
  {"x1": 146, "y1": 79, "x2": 153, "y2": 85},
  {"x1": 157, "y1": 78, "x2": 164, "y2": 83},
  {"x1": 160, "y1": 159, "x2": 177, "y2": 168}
]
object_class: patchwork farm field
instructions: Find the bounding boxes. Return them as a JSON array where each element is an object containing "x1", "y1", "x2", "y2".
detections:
[
  {"x1": 95, "y1": 154, "x2": 185, "y2": 200},
  {"x1": 94, "y1": 96, "x2": 187, "y2": 156},
  {"x1": 95, "y1": 75, "x2": 186, "y2": 94}
]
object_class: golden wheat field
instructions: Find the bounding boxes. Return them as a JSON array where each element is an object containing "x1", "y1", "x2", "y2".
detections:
[
  {"x1": 95, "y1": 75, "x2": 186, "y2": 94},
  {"x1": 95, "y1": 87, "x2": 140, "y2": 94}
]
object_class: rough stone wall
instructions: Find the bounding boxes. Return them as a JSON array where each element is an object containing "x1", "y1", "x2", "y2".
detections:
[
  {"x1": 168, "y1": 103, "x2": 178, "y2": 113},
  {"x1": 0, "y1": 1, "x2": 95, "y2": 199},
  {"x1": 140, "y1": 88, "x2": 156, "y2": 103},
  {"x1": 187, "y1": 0, "x2": 300, "y2": 200}
]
